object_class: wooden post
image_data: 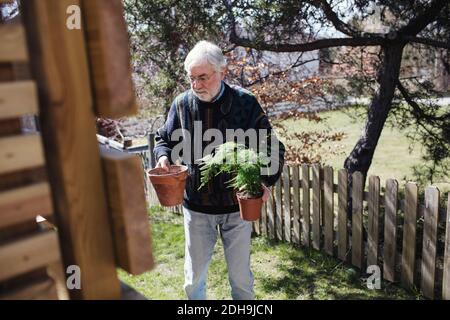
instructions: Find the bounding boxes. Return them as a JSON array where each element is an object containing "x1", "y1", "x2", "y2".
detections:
[
  {"x1": 148, "y1": 133, "x2": 156, "y2": 169},
  {"x1": 383, "y1": 179, "x2": 398, "y2": 282},
  {"x1": 420, "y1": 186, "x2": 439, "y2": 299},
  {"x1": 337, "y1": 169, "x2": 348, "y2": 261},
  {"x1": 267, "y1": 186, "x2": 275, "y2": 239},
  {"x1": 367, "y1": 176, "x2": 380, "y2": 267},
  {"x1": 323, "y1": 166, "x2": 334, "y2": 256},
  {"x1": 275, "y1": 179, "x2": 283, "y2": 241},
  {"x1": 292, "y1": 166, "x2": 301, "y2": 245},
  {"x1": 282, "y1": 165, "x2": 291, "y2": 242},
  {"x1": 22, "y1": 0, "x2": 121, "y2": 299},
  {"x1": 351, "y1": 172, "x2": 364, "y2": 269},
  {"x1": 301, "y1": 164, "x2": 310, "y2": 247},
  {"x1": 401, "y1": 182, "x2": 418, "y2": 290},
  {"x1": 443, "y1": 193, "x2": 450, "y2": 300},
  {"x1": 312, "y1": 164, "x2": 321, "y2": 250}
]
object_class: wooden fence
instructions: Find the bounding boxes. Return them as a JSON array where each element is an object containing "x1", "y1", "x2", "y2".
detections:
[{"x1": 146, "y1": 162, "x2": 450, "y2": 300}]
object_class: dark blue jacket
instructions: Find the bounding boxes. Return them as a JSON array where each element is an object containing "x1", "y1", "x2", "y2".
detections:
[{"x1": 154, "y1": 82, "x2": 285, "y2": 214}]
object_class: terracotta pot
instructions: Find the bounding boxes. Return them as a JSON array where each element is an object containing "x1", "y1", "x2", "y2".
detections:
[
  {"x1": 237, "y1": 192, "x2": 263, "y2": 221},
  {"x1": 147, "y1": 165, "x2": 188, "y2": 207}
]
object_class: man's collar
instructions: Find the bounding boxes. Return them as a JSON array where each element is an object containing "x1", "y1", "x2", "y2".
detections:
[{"x1": 211, "y1": 81, "x2": 225, "y2": 102}]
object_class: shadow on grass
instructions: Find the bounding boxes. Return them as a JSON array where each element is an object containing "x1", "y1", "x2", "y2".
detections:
[{"x1": 252, "y1": 237, "x2": 421, "y2": 300}]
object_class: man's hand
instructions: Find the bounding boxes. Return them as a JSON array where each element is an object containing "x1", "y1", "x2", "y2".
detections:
[
  {"x1": 156, "y1": 156, "x2": 170, "y2": 172},
  {"x1": 262, "y1": 184, "x2": 270, "y2": 203}
]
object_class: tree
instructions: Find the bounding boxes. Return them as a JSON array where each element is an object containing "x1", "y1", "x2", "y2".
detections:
[{"x1": 125, "y1": 0, "x2": 450, "y2": 183}]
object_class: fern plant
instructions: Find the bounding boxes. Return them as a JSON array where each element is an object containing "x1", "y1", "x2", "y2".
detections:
[{"x1": 198, "y1": 142, "x2": 270, "y2": 198}]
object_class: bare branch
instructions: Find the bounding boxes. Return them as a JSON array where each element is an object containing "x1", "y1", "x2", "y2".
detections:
[
  {"x1": 399, "y1": 0, "x2": 448, "y2": 36},
  {"x1": 229, "y1": 35, "x2": 386, "y2": 53},
  {"x1": 404, "y1": 36, "x2": 450, "y2": 49},
  {"x1": 397, "y1": 81, "x2": 450, "y2": 122}
]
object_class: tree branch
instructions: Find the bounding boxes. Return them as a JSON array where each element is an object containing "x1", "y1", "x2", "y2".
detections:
[
  {"x1": 229, "y1": 35, "x2": 386, "y2": 53},
  {"x1": 399, "y1": 0, "x2": 449, "y2": 36},
  {"x1": 404, "y1": 36, "x2": 450, "y2": 49},
  {"x1": 306, "y1": 0, "x2": 360, "y2": 37},
  {"x1": 397, "y1": 81, "x2": 450, "y2": 122}
]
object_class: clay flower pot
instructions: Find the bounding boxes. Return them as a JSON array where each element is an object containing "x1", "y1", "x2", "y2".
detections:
[
  {"x1": 236, "y1": 192, "x2": 263, "y2": 221},
  {"x1": 147, "y1": 165, "x2": 188, "y2": 207}
]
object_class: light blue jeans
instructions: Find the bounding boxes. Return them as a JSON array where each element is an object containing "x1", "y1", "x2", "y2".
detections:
[{"x1": 183, "y1": 207, "x2": 255, "y2": 300}]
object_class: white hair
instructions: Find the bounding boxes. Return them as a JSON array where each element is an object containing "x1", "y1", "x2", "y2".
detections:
[{"x1": 184, "y1": 41, "x2": 226, "y2": 73}]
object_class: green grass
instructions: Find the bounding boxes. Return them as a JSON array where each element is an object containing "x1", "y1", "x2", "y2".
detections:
[
  {"x1": 119, "y1": 206, "x2": 422, "y2": 300},
  {"x1": 278, "y1": 108, "x2": 449, "y2": 193}
]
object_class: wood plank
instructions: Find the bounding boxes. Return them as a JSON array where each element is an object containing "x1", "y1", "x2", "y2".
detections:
[
  {"x1": 101, "y1": 148, "x2": 154, "y2": 275},
  {"x1": 0, "y1": 24, "x2": 28, "y2": 62},
  {"x1": 401, "y1": 182, "x2": 418, "y2": 289},
  {"x1": 338, "y1": 169, "x2": 348, "y2": 261},
  {"x1": 351, "y1": 171, "x2": 364, "y2": 269},
  {"x1": 267, "y1": 186, "x2": 275, "y2": 239},
  {"x1": 301, "y1": 164, "x2": 310, "y2": 247},
  {"x1": 0, "y1": 230, "x2": 60, "y2": 282},
  {"x1": 81, "y1": 0, "x2": 137, "y2": 119},
  {"x1": 420, "y1": 186, "x2": 439, "y2": 299},
  {"x1": 275, "y1": 179, "x2": 283, "y2": 241},
  {"x1": 0, "y1": 277, "x2": 58, "y2": 300},
  {"x1": 323, "y1": 166, "x2": 334, "y2": 256},
  {"x1": 0, "y1": 81, "x2": 38, "y2": 119},
  {"x1": 292, "y1": 166, "x2": 301, "y2": 245},
  {"x1": 261, "y1": 199, "x2": 267, "y2": 237},
  {"x1": 0, "y1": 134, "x2": 45, "y2": 174},
  {"x1": 283, "y1": 165, "x2": 291, "y2": 242},
  {"x1": 312, "y1": 164, "x2": 321, "y2": 250},
  {"x1": 22, "y1": 0, "x2": 121, "y2": 299},
  {"x1": 383, "y1": 179, "x2": 398, "y2": 282},
  {"x1": 443, "y1": 193, "x2": 450, "y2": 300},
  {"x1": 0, "y1": 182, "x2": 53, "y2": 229},
  {"x1": 367, "y1": 176, "x2": 380, "y2": 267}
]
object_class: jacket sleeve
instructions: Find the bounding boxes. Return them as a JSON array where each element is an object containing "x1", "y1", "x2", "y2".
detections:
[
  {"x1": 153, "y1": 99, "x2": 181, "y2": 164},
  {"x1": 250, "y1": 98, "x2": 285, "y2": 187}
]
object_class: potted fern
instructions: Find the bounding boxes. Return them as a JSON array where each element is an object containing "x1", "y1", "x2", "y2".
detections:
[{"x1": 198, "y1": 142, "x2": 270, "y2": 221}]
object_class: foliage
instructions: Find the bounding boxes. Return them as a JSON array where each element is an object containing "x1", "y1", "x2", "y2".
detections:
[{"x1": 198, "y1": 142, "x2": 270, "y2": 198}]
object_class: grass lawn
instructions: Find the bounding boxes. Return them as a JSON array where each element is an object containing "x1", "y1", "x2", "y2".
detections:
[
  {"x1": 119, "y1": 206, "x2": 422, "y2": 300},
  {"x1": 278, "y1": 108, "x2": 449, "y2": 194}
]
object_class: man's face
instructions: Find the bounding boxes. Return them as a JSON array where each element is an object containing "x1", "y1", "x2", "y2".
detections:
[{"x1": 188, "y1": 62, "x2": 225, "y2": 102}]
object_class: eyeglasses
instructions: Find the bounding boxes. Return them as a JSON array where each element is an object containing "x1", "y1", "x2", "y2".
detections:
[{"x1": 187, "y1": 71, "x2": 217, "y2": 85}]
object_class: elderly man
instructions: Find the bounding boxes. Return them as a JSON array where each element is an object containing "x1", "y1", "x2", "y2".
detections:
[{"x1": 154, "y1": 41, "x2": 285, "y2": 300}]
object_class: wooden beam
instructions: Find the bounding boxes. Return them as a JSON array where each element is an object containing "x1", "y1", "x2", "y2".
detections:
[
  {"x1": 101, "y1": 147, "x2": 154, "y2": 275},
  {"x1": 81, "y1": 0, "x2": 137, "y2": 119},
  {"x1": 22, "y1": 0, "x2": 121, "y2": 299},
  {"x1": 0, "y1": 230, "x2": 60, "y2": 282},
  {"x1": 0, "y1": 24, "x2": 28, "y2": 63},
  {"x1": 0, "y1": 277, "x2": 58, "y2": 300},
  {"x1": 0, "y1": 182, "x2": 53, "y2": 229},
  {"x1": 0, "y1": 134, "x2": 45, "y2": 175},
  {"x1": 0, "y1": 81, "x2": 38, "y2": 119}
]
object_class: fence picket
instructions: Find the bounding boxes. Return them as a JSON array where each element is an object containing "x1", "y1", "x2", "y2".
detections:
[
  {"x1": 351, "y1": 172, "x2": 364, "y2": 269},
  {"x1": 338, "y1": 169, "x2": 348, "y2": 261},
  {"x1": 267, "y1": 186, "x2": 275, "y2": 239},
  {"x1": 367, "y1": 176, "x2": 380, "y2": 267},
  {"x1": 261, "y1": 200, "x2": 267, "y2": 237},
  {"x1": 283, "y1": 165, "x2": 291, "y2": 243},
  {"x1": 443, "y1": 193, "x2": 450, "y2": 300},
  {"x1": 292, "y1": 166, "x2": 301, "y2": 245},
  {"x1": 383, "y1": 179, "x2": 398, "y2": 282},
  {"x1": 275, "y1": 179, "x2": 283, "y2": 241},
  {"x1": 301, "y1": 165, "x2": 310, "y2": 247},
  {"x1": 401, "y1": 182, "x2": 418, "y2": 289},
  {"x1": 324, "y1": 166, "x2": 334, "y2": 256},
  {"x1": 312, "y1": 164, "x2": 321, "y2": 250},
  {"x1": 421, "y1": 187, "x2": 439, "y2": 299}
]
